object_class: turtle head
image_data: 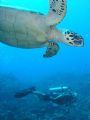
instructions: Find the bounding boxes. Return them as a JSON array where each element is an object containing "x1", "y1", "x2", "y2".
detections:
[
  {"x1": 49, "y1": 28, "x2": 84, "y2": 47},
  {"x1": 64, "y1": 31, "x2": 84, "y2": 47}
]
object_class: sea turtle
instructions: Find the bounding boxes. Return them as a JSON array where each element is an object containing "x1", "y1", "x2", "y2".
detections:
[{"x1": 0, "y1": 0, "x2": 84, "y2": 57}]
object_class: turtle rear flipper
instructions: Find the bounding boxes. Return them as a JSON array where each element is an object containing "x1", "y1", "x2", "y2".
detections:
[
  {"x1": 47, "y1": 0, "x2": 66, "y2": 25},
  {"x1": 43, "y1": 41, "x2": 59, "y2": 58},
  {"x1": 63, "y1": 31, "x2": 84, "y2": 47}
]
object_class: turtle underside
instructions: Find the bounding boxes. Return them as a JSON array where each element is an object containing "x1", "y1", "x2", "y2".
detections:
[
  {"x1": 0, "y1": 0, "x2": 84, "y2": 58},
  {"x1": 0, "y1": 7, "x2": 50, "y2": 48}
]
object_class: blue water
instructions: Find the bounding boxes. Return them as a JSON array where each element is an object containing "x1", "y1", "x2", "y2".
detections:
[{"x1": 0, "y1": 0, "x2": 90, "y2": 120}]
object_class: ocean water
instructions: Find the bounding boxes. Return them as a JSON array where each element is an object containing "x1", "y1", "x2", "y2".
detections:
[{"x1": 0, "y1": 0, "x2": 90, "y2": 120}]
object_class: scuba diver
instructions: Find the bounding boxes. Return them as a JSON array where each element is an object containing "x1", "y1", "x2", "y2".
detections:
[{"x1": 15, "y1": 86, "x2": 77, "y2": 106}]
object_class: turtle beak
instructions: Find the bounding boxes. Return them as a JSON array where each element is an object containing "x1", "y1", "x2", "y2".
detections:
[
  {"x1": 73, "y1": 38, "x2": 84, "y2": 47},
  {"x1": 71, "y1": 33, "x2": 84, "y2": 47}
]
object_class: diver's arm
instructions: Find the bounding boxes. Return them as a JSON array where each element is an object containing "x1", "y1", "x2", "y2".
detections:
[{"x1": 51, "y1": 93, "x2": 77, "y2": 105}]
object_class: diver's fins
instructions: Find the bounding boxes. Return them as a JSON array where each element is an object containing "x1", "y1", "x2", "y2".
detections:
[{"x1": 14, "y1": 86, "x2": 36, "y2": 98}]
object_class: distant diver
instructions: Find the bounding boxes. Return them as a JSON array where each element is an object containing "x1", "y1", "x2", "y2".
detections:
[{"x1": 15, "y1": 86, "x2": 77, "y2": 106}]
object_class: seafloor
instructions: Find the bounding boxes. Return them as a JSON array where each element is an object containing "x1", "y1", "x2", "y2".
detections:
[{"x1": 0, "y1": 73, "x2": 90, "y2": 120}]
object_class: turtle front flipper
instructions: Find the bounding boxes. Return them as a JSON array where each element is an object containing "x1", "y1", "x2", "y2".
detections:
[
  {"x1": 47, "y1": 0, "x2": 66, "y2": 25},
  {"x1": 63, "y1": 31, "x2": 84, "y2": 47},
  {"x1": 43, "y1": 41, "x2": 59, "y2": 58}
]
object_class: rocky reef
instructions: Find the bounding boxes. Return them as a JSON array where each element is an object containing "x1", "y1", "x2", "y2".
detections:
[{"x1": 0, "y1": 73, "x2": 90, "y2": 120}]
